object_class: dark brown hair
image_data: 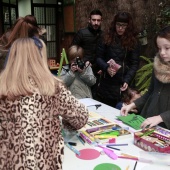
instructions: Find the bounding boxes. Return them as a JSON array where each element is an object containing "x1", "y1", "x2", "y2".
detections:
[
  {"x1": 104, "y1": 12, "x2": 138, "y2": 50},
  {"x1": 121, "y1": 87, "x2": 140, "y2": 104},
  {"x1": 155, "y1": 25, "x2": 170, "y2": 49},
  {"x1": 0, "y1": 15, "x2": 40, "y2": 49}
]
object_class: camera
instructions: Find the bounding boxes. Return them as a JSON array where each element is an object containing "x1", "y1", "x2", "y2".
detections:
[{"x1": 76, "y1": 57, "x2": 85, "y2": 69}]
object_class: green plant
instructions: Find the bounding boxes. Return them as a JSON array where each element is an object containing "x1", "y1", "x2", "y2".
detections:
[
  {"x1": 133, "y1": 56, "x2": 153, "y2": 94},
  {"x1": 156, "y1": 2, "x2": 170, "y2": 31}
]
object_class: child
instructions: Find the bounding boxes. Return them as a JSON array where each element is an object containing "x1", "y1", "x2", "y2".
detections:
[
  {"x1": 0, "y1": 38, "x2": 88, "y2": 169},
  {"x1": 116, "y1": 87, "x2": 141, "y2": 113},
  {"x1": 121, "y1": 26, "x2": 170, "y2": 130},
  {"x1": 60, "y1": 45, "x2": 96, "y2": 99}
]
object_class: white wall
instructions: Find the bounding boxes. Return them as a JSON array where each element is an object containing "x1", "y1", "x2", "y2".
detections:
[{"x1": 18, "y1": 0, "x2": 31, "y2": 17}]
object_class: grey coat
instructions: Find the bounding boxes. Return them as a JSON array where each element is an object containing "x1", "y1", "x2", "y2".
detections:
[
  {"x1": 134, "y1": 55, "x2": 170, "y2": 129},
  {"x1": 60, "y1": 65, "x2": 96, "y2": 99}
]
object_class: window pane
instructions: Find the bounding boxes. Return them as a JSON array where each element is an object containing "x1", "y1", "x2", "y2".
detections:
[
  {"x1": 11, "y1": 8, "x2": 16, "y2": 24},
  {"x1": 34, "y1": 7, "x2": 45, "y2": 24},
  {"x1": 46, "y1": 8, "x2": 56, "y2": 24},
  {"x1": 10, "y1": 0, "x2": 16, "y2": 5},
  {"x1": 33, "y1": 0, "x2": 44, "y2": 3},
  {"x1": 47, "y1": 42, "x2": 56, "y2": 58},
  {"x1": 4, "y1": 25, "x2": 11, "y2": 32},
  {"x1": 45, "y1": 0, "x2": 57, "y2": 4},
  {"x1": 46, "y1": 25, "x2": 56, "y2": 41},
  {"x1": 3, "y1": 7, "x2": 10, "y2": 24},
  {"x1": 2, "y1": 0, "x2": 9, "y2": 3}
]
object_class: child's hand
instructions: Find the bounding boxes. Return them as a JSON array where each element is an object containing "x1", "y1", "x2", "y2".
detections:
[
  {"x1": 70, "y1": 63, "x2": 78, "y2": 72},
  {"x1": 141, "y1": 116, "x2": 163, "y2": 129},
  {"x1": 120, "y1": 102, "x2": 136, "y2": 116},
  {"x1": 85, "y1": 61, "x2": 91, "y2": 67}
]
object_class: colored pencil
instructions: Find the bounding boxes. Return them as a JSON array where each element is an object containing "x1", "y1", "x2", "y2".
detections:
[
  {"x1": 118, "y1": 156, "x2": 138, "y2": 161},
  {"x1": 133, "y1": 161, "x2": 138, "y2": 170},
  {"x1": 106, "y1": 146, "x2": 120, "y2": 151},
  {"x1": 106, "y1": 143, "x2": 128, "y2": 146}
]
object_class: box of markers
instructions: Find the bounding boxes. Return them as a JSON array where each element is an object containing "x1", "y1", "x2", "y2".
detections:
[
  {"x1": 134, "y1": 126, "x2": 170, "y2": 153},
  {"x1": 79, "y1": 123, "x2": 131, "y2": 145},
  {"x1": 78, "y1": 112, "x2": 131, "y2": 144}
]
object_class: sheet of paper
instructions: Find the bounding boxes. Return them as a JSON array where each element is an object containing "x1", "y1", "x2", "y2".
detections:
[
  {"x1": 79, "y1": 98, "x2": 101, "y2": 107},
  {"x1": 117, "y1": 114, "x2": 145, "y2": 130}
]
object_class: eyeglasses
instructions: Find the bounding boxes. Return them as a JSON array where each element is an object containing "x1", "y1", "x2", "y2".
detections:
[{"x1": 116, "y1": 22, "x2": 128, "y2": 29}]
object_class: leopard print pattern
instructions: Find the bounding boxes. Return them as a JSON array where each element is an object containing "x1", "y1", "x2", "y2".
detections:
[{"x1": 0, "y1": 84, "x2": 88, "y2": 170}]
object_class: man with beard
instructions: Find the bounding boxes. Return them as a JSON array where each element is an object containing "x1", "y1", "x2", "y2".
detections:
[{"x1": 71, "y1": 9, "x2": 103, "y2": 99}]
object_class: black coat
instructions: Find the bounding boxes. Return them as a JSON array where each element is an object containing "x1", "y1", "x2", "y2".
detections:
[
  {"x1": 71, "y1": 25, "x2": 102, "y2": 74},
  {"x1": 96, "y1": 38, "x2": 140, "y2": 101},
  {"x1": 135, "y1": 57, "x2": 170, "y2": 129}
]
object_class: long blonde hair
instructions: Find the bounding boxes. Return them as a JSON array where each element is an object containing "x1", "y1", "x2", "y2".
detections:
[{"x1": 0, "y1": 38, "x2": 58, "y2": 100}]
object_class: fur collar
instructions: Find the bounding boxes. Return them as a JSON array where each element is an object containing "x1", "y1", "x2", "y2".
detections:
[{"x1": 154, "y1": 55, "x2": 170, "y2": 83}]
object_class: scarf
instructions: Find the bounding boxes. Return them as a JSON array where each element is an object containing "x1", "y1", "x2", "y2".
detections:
[{"x1": 154, "y1": 55, "x2": 170, "y2": 83}]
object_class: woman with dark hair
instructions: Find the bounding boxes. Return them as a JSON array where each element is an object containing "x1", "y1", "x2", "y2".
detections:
[{"x1": 96, "y1": 12, "x2": 140, "y2": 107}]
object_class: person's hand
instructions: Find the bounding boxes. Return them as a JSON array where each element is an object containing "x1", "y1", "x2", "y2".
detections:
[
  {"x1": 107, "y1": 67, "x2": 116, "y2": 77},
  {"x1": 97, "y1": 70, "x2": 102, "y2": 75},
  {"x1": 77, "y1": 67, "x2": 84, "y2": 73},
  {"x1": 70, "y1": 63, "x2": 78, "y2": 72},
  {"x1": 120, "y1": 102, "x2": 136, "y2": 116},
  {"x1": 107, "y1": 59, "x2": 121, "y2": 71},
  {"x1": 120, "y1": 82, "x2": 128, "y2": 91},
  {"x1": 141, "y1": 115, "x2": 163, "y2": 129},
  {"x1": 85, "y1": 61, "x2": 92, "y2": 67}
]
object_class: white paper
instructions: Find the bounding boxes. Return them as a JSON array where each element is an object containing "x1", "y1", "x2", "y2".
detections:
[{"x1": 79, "y1": 98, "x2": 101, "y2": 107}]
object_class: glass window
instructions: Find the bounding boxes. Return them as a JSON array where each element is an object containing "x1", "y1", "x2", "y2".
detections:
[
  {"x1": 46, "y1": 8, "x2": 56, "y2": 24},
  {"x1": 45, "y1": 0, "x2": 57, "y2": 4},
  {"x1": 2, "y1": 0, "x2": 9, "y2": 3},
  {"x1": 3, "y1": 6, "x2": 10, "y2": 24},
  {"x1": 11, "y1": 7, "x2": 16, "y2": 24},
  {"x1": 33, "y1": 0, "x2": 44, "y2": 3},
  {"x1": 10, "y1": 0, "x2": 17, "y2": 5},
  {"x1": 34, "y1": 7, "x2": 45, "y2": 24}
]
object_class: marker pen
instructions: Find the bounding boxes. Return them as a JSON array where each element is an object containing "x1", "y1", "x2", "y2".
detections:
[
  {"x1": 79, "y1": 132, "x2": 96, "y2": 145},
  {"x1": 65, "y1": 143, "x2": 80, "y2": 156}
]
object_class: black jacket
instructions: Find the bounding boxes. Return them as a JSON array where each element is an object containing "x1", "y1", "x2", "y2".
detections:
[
  {"x1": 71, "y1": 25, "x2": 102, "y2": 67},
  {"x1": 96, "y1": 37, "x2": 140, "y2": 100},
  {"x1": 135, "y1": 56, "x2": 170, "y2": 129}
]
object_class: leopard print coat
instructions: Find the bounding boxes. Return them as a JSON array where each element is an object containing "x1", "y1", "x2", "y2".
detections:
[{"x1": 0, "y1": 84, "x2": 88, "y2": 170}]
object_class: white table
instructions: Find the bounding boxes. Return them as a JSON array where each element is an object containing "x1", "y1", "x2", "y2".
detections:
[{"x1": 63, "y1": 98, "x2": 170, "y2": 170}]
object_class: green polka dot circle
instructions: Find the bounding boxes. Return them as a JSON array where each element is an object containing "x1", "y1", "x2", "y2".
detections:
[{"x1": 94, "y1": 163, "x2": 121, "y2": 170}]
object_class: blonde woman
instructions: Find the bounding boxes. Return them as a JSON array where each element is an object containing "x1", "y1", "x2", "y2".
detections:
[{"x1": 0, "y1": 38, "x2": 88, "y2": 170}]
